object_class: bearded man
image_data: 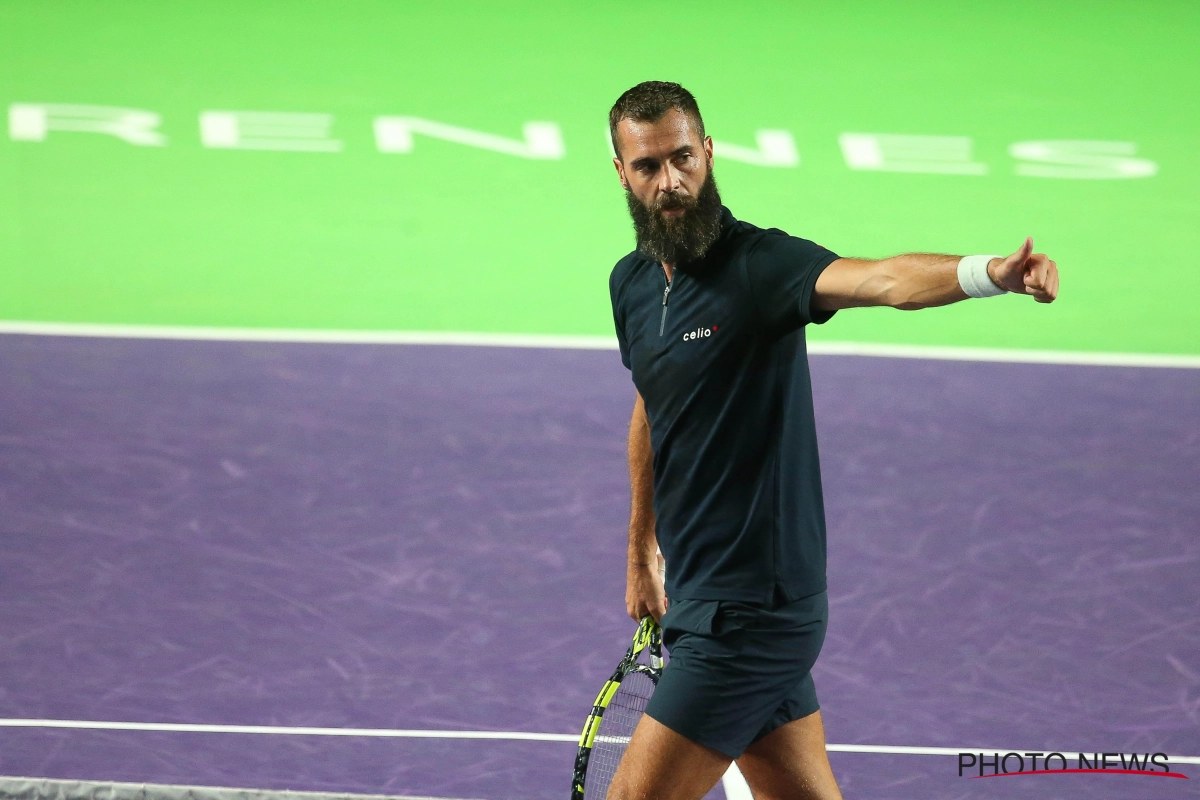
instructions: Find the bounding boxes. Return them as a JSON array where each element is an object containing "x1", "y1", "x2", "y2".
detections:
[{"x1": 606, "y1": 81, "x2": 1058, "y2": 800}]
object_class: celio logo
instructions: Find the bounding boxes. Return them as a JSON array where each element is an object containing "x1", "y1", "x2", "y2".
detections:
[
  {"x1": 957, "y1": 751, "x2": 1189, "y2": 781},
  {"x1": 683, "y1": 325, "x2": 718, "y2": 342}
]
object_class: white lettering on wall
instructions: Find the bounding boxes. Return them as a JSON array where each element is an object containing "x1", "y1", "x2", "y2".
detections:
[
  {"x1": 839, "y1": 133, "x2": 986, "y2": 175},
  {"x1": 8, "y1": 103, "x2": 166, "y2": 146},
  {"x1": 712, "y1": 130, "x2": 799, "y2": 167},
  {"x1": 7, "y1": 100, "x2": 1163, "y2": 182},
  {"x1": 606, "y1": 128, "x2": 799, "y2": 168},
  {"x1": 199, "y1": 111, "x2": 343, "y2": 152},
  {"x1": 375, "y1": 117, "x2": 564, "y2": 159},
  {"x1": 1009, "y1": 140, "x2": 1157, "y2": 179}
]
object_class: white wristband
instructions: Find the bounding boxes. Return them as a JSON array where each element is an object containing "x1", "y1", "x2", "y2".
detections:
[{"x1": 958, "y1": 254, "x2": 1005, "y2": 298}]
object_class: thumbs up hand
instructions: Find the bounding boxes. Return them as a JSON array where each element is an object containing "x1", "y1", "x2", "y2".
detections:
[{"x1": 989, "y1": 237, "x2": 1059, "y2": 303}]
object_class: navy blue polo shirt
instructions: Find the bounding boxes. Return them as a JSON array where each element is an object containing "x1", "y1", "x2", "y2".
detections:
[{"x1": 610, "y1": 207, "x2": 839, "y2": 604}]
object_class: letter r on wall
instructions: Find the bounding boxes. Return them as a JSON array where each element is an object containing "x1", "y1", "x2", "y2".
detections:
[{"x1": 9, "y1": 103, "x2": 166, "y2": 146}]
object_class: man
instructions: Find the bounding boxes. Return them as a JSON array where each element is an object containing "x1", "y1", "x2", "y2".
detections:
[{"x1": 605, "y1": 81, "x2": 1058, "y2": 800}]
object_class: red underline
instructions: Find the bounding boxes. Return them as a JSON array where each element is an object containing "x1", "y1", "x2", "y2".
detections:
[{"x1": 971, "y1": 768, "x2": 1189, "y2": 780}]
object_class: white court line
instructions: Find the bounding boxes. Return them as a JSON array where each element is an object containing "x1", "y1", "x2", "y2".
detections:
[
  {"x1": 1, "y1": 320, "x2": 1198, "y2": 368},
  {"x1": 0, "y1": 718, "x2": 575, "y2": 742},
  {"x1": 0, "y1": 321, "x2": 617, "y2": 351},
  {"x1": 1, "y1": 719, "x2": 1196, "y2": 764},
  {"x1": 806, "y1": 340, "x2": 1200, "y2": 369},
  {"x1": 0, "y1": 776, "x2": 480, "y2": 800}
]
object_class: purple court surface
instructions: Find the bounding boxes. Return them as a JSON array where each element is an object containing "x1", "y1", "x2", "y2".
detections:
[{"x1": 1, "y1": 334, "x2": 1198, "y2": 800}]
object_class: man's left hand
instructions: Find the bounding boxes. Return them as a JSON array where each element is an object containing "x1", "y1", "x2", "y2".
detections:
[{"x1": 989, "y1": 237, "x2": 1059, "y2": 303}]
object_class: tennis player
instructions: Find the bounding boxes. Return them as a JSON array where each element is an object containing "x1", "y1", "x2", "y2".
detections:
[{"x1": 606, "y1": 81, "x2": 1058, "y2": 800}]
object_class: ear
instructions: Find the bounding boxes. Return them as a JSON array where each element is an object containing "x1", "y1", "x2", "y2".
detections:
[
  {"x1": 703, "y1": 135, "x2": 714, "y2": 167},
  {"x1": 613, "y1": 156, "x2": 629, "y2": 190}
]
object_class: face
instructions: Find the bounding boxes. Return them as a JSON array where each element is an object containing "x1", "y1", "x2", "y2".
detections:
[
  {"x1": 613, "y1": 108, "x2": 724, "y2": 265},
  {"x1": 614, "y1": 107, "x2": 713, "y2": 210}
]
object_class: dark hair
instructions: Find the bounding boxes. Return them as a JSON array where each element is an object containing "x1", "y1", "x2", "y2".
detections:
[{"x1": 609, "y1": 81, "x2": 705, "y2": 160}]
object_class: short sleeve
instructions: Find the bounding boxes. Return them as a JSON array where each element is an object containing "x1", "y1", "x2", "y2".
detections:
[
  {"x1": 610, "y1": 267, "x2": 633, "y2": 370},
  {"x1": 614, "y1": 309, "x2": 631, "y2": 370},
  {"x1": 744, "y1": 231, "x2": 839, "y2": 335}
]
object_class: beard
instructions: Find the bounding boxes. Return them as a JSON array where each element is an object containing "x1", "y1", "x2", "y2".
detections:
[{"x1": 625, "y1": 169, "x2": 723, "y2": 265}]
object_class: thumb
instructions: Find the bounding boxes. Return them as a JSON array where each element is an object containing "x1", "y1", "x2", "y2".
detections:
[{"x1": 1007, "y1": 236, "x2": 1033, "y2": 266}]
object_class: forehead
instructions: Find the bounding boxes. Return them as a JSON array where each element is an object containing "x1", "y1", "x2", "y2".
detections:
[{"x1": 616, "y1": 108, "x2": 703, "y2": 160}]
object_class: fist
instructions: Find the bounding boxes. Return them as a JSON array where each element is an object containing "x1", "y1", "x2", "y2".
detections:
[
  {"x1": 626, "y1": 554, "x2": 668, "y2": 623},
  {"x1": 990, "y1": 237, "x2": 1059, "y2": 303}
]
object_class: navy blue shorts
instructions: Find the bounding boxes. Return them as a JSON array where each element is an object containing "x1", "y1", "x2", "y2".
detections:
[{"x1": 644, "y1": 591, "x2": 828, "y2": 759}]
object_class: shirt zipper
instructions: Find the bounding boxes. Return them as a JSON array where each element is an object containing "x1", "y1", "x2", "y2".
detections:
[{"x1": 659, "y1": 275, "x2": 673, "y2": 336}]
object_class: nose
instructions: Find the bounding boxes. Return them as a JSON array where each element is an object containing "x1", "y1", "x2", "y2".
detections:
[{"x1": 657, "y1": 161, "x2": 682, "y2": 194}]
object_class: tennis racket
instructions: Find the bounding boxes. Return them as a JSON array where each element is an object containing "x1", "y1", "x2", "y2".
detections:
[{"x1": 570, "y1": 615, "x2": 664, "y2": 800}]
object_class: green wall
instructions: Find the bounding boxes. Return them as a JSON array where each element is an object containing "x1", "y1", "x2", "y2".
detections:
[{"x1": 2, "y1": 1, "x2": 1197, "y2": 353}]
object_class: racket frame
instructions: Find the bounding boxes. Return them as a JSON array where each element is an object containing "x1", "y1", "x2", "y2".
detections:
[{"x1": 570, "y1": 616, "x2": 663, "y2": 800}]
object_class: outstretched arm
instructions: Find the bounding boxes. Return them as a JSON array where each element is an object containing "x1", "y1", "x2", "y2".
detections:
[
  {"x1": 813, "y1": 237, "x2": 1058, "y2": 311},
  {"x1": 626, "y1": 391, "x2": 667, "y2": 622}
]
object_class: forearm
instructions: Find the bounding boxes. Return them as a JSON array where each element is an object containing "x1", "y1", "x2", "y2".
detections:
[
  {"x1": 876, "y1": 253, "x2": 973, "y2": 310},
  {"x1": 627, "y1": 392, "x2": 657, "y2": 567},
  {"x1": 815, "y1": 253, "x2": 1001, "y2": 311},
  {"x1": 624, "y1": 392, "x2": 668, "y2": 621}
]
